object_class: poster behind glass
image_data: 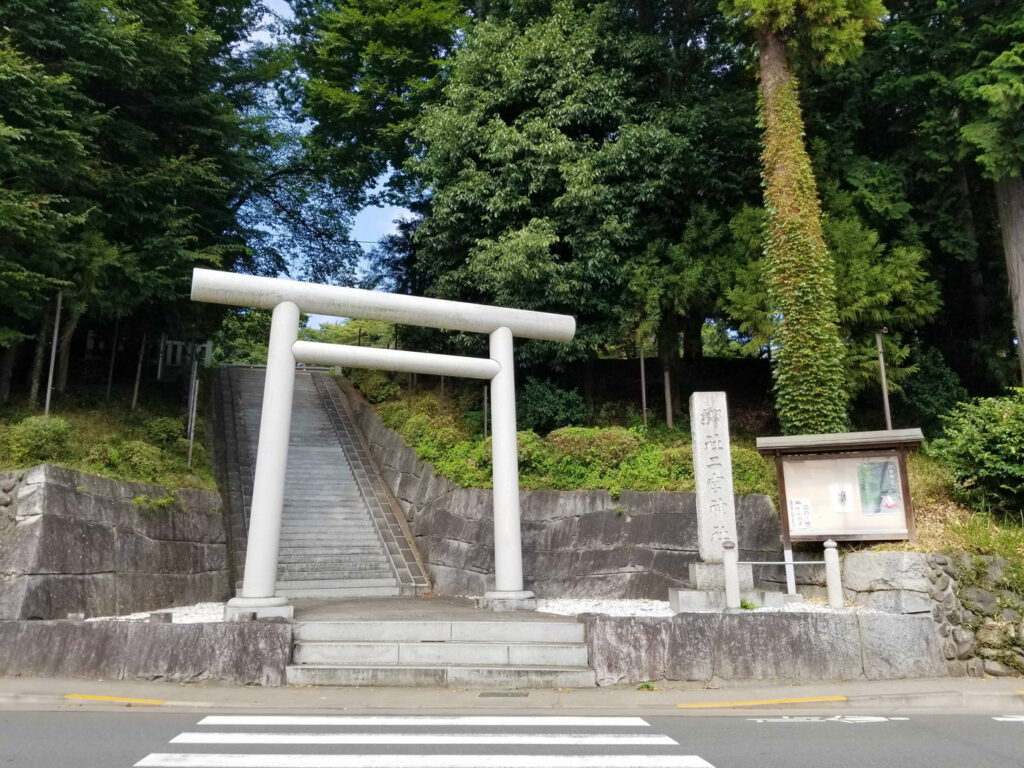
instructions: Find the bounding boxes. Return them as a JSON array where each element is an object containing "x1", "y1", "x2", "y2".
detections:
[{"x1": 780, "y1": 453, "x2": 909, "y2": 540}]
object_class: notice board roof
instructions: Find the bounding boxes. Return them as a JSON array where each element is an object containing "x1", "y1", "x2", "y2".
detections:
[{"x1": 756, "y1": 428, "x2": 924, "y2": 456}]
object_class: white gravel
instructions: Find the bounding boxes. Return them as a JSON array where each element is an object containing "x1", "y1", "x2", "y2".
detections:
[
  {"x1": 86, "y1": 602, "x2": 226, "y2": 623},
  {"x1": 536, "y1": 597, "x2": 877, "y2": 616}
]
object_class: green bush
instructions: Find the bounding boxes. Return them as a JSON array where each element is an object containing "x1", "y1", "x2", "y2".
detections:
[
  {"x1": 547, "y1": 426, "x2": 642, "y2": 468},
  {"x1": 898, "y1": 346, "x2": 968, "y2": 437},
  {"x1": 6, "y1": 416, "x2": 72, "y2": 464},
  {"x1": 91, "y1": 440, "x2": 164, "y2": 482},
  {"x1": 145, "y1": 416, "x2": 184, "y2": 447},
  {"x1": 517, "y1": 378, "x2": 588, "y2": 433},
  {"x1": 931, "y1": 389, "x2": 1024, "y2": 516},
  {"x1": 351, "y1": 369, "x2": 400, "y2": 403},
  {"x1": 732, "y1": 446, "x2": 777, "y2": 496}
]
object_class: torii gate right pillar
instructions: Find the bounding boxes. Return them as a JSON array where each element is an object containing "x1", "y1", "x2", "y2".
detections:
[{"x1": 480, "y1": 326, "x2": 535, "y2": 611}]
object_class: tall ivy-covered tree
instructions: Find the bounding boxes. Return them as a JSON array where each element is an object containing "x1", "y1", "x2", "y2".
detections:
[{"x1": 721, "y1": 0, "x2": 885, "y2": 434}]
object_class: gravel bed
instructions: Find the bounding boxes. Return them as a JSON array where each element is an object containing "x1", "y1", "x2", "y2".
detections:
[
  {"x1": 86, "y1": 602, "x2": 226, "y2": 623},
  {"x1": 536, "y1": 597, "x2": 878, "y2": 616}
]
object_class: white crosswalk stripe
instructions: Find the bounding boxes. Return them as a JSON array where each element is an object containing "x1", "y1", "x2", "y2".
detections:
[{"x1": 135, "y1": 715, "x2": 715, "y2": 768}]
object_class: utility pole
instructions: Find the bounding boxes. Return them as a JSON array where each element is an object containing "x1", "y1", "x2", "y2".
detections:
[{"x1": 44, "y1": 291, "x2": 62, "y2": 416}]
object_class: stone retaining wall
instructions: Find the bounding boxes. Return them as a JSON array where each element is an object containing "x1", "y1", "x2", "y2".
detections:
[
  {"x1": 334, "y1": 377, "x2": 783, "y2": 598},
  {"x1": 843, "y1": 551, "x2": 1024, "y2": 677},
  {"x1": 582, "y1": 611, "x2": 947, "y2": 685},
  {"x1": 0, "y1": 619, "x2": 291, "y2": 686},
  {"x1": 0, "y1": 465, "x2": 229, "y2": 619}
]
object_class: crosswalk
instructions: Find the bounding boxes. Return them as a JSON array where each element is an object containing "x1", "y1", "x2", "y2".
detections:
[{"x1": 134, "y1": 715, "x2": 715, "y2": 767}]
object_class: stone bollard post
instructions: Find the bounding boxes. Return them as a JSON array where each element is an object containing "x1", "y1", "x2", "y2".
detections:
[
  {"x1": 824, "y1": 540, "x2": 843, "y2": 608},
  {"x1": 723, "y1": 540, "x2": 741, "y2": 610}
]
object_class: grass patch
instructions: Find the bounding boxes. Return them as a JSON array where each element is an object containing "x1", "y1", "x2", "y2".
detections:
[
  {"x1": 365, "y1": 384, "x2": 776, "y2": 496},
  {"x1": 0, "y1": 390, "x2": 215, "y2": 490}
]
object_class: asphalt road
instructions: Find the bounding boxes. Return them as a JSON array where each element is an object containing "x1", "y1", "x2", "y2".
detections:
[{"x1": 0, "y1": 710, "x2": 1022, "y2": 768}]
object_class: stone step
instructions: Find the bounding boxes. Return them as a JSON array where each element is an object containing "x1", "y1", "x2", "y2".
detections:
[
  {"x1": 279, "y1": 538, "x2": 381, "y2": 548},
  {"x1": 292, "y1": 620, "x2": 586, "y2": 644},
  {"x1": 276, "y1": 577, "x2": 397, "y2": 590},
  {"x1": 285, "y1": 664, "x2": 596, "y2": 688},
  {"x1": 293, "y1": 641, "x2": 589, "y2": 667},
  {"x1": 278, "y1": 546, "x2": 384, "y2": 555},
  {"x1": 278, "y1": 569, "x2": 394, "y2": 581},
  {"x1": 275, "y1": 584, "x2": 400, "y2": 598},
  {"x1": 276, "y1": 555, "x2": 390, "y2": 566}
]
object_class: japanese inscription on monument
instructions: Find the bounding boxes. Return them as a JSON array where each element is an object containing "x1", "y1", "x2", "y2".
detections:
[{"x1": 690, "y1": 391, "x2": 738, "y2": 562}]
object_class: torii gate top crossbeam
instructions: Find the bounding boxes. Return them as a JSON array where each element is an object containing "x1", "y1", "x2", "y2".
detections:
[{"x1": 191, "y1": 269, "x2": 575, "y2": 343}]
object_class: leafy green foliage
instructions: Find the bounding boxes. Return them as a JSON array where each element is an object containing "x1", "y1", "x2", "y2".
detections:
[
  {"x1": 5, "y1": 416, "x2": 72, "y2": 464},
  {"x1": 0, "y1": 403, "x2": 214, "y2": 489},
  {"x1": 897, "y1": 347, "x2": 968, "y2": 437},
  {"x1": 349, "y1": 369, "x2": 401, "y2": 404},
  {"x1": 931, "y1": 389, "x2": 1024, "y2": 517},
  {"x1": 516, "y1": 378, "x2": 587, "y2": 433},
  {"x1": 720, "y1": 0, "x2": 886, "y2": 67},
  {"x1": 364, "y1": 379, "x2": 775, "y2": 496}
]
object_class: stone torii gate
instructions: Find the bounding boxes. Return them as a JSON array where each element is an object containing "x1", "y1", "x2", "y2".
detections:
[{"x1": 191, "y1": 268, "x2": 576, "y2": 618}]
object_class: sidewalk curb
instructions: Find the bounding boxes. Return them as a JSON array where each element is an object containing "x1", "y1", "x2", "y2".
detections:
[{"x1": 0, "y1": 688, "x2": 1021, "y2": 714}]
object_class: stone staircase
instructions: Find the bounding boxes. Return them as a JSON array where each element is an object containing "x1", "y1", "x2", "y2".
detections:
[
  {"x1": 223, "y1": 367, "x2": 427, "y2": 598},
  {"x1": 286, "y1": 616, "x2": 596, "y2": 688}
]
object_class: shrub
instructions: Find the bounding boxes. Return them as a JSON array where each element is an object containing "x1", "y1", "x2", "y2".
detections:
[
  {"x1": 732, "y1": 446, "x2": 776, "y2": 496},
  {"x1": 145, "y1": 416, "x2": 183, "y2": 447},
  {"x1": 351, "y1": 369, "x2": 400, "y2": 403},
  {"x1": 517, "y1": 378, "x2": 588, "y2": 433},
  {"x1": 898, "y1": 346, "x2": 968, "y2": 437},
  {"x1": 6, "y1": 416, "x2": 72, "y2": 464},
  {"x1": 547, "y1": 426, "x2": 642, "y2": 468},
  {"x1": 930, "y1": 389, "x2": 1024, "y2": 517},
  {"x1": 91, "y1": 440, "x2": 164, "y2": 482}
]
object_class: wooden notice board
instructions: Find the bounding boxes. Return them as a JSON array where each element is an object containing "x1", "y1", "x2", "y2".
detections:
[{"x1": 756, "y1": 429, "x2": 923, "y2": 544}]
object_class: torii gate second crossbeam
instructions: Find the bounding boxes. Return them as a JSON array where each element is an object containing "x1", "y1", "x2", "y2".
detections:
[{"x1": 191, "y1": 268, "x2": 576, "y2": 618}]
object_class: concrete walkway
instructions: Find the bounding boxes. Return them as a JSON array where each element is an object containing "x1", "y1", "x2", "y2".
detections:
[
  {"x1": 291, "y1": 596, "x2": 579, "y2": 623},
  {"x1": 2, "y1": 676, "x2": 1020, "y2": 715}
]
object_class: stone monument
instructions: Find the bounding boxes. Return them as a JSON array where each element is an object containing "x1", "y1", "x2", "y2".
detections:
[
  {"x1": 668, "y1": 391, "x2": 788, "y2": 610},
  {"x1": 688, "y1": 391, "x2": 753, "y2": 591}
]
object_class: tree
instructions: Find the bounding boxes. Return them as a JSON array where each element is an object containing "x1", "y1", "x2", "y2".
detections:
[
  {"x1": 797, "y1": 0, "x2": 1022, "y2": 392},
  {"x1": 288, "y1": 0, "x2": 468, "y2": 205},
  {"x1": 721, "y1": 0, "x2": 885, "y2": 434},
  {"x1": 956, "y1": 13, "x2": 1024, "y2": 382}
]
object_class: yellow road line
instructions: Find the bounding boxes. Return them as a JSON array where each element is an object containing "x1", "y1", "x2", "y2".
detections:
[
  {"x1": 678, "y1": 695, "x2": 847, "y2": 709},
  {"x1": 65, "y1": 694, "x2": 165, "y2": 706}
]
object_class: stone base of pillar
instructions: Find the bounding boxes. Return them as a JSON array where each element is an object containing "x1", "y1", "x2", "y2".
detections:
[
  {"x1": 689, "y1": 562, "x2": 754, "y2": 591},
  {"x1": 477, "y1": 590, "x2": 537, "y2": 612},
  {"x1": 224, "y1": 596, "x2": 294, "y2": 621}
]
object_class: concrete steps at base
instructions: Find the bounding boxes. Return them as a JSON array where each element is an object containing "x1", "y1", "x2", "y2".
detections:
[
  {"x1": 287, "y1": 618, "x2": 594, "y2": 689},
  {"x1": 285, "y1": 664, "x2": 596, "y2": 689},
  {"x1": 293, "y1": 640, "x2": 588, "y2": 667}
]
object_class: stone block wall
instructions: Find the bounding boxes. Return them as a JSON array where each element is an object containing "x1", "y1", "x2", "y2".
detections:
[
  {"x1": 582, "y1": 611, "x2": 948, "y2": 685},
  {"x1": 0, "y1": 465, "x2": 229, "y2": 619},
  {"x1": 0, "y1": 618, "x2": 291, "y2": 686},
  {"x1": 842, "y1": 551, "x2": 1024, "y2": 678},
  {"x1": 335, "y1": 377, "x2": 783, "y2": 598}
]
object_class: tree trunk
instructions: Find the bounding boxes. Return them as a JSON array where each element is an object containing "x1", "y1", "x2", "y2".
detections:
[
  {"x1": 106, "y1": 318, "x2": 120, "y2": 401},
  {"x1": 131, "y1": 332, "x2": 146, "y2": 412},
  {"x1": 0, "y1": 344, "x2": 16, "y2": 404},
  {"x1": 657, "y1": 312, "x2": 683, "y2": 420},
  {"x1": 55, "y1": 307, "x2": 80, "y2": 394},
  {"x1": 995, "y1": 176, "x2": 1024, "y2": 383},
  {"x1": 682, "y1": 312, "x2": 704, "y2": 364},
  {"x1": 757, "y1": 26, "x2": 848, "y2": 434},
  {"x1": 27, "y1": 315, "x2": 49, "y2": 409}
]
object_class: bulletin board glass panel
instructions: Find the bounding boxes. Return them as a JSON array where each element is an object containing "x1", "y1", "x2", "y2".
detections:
[{"x1": 780, "y1": 451, "x2": 911, "y2": 541}]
